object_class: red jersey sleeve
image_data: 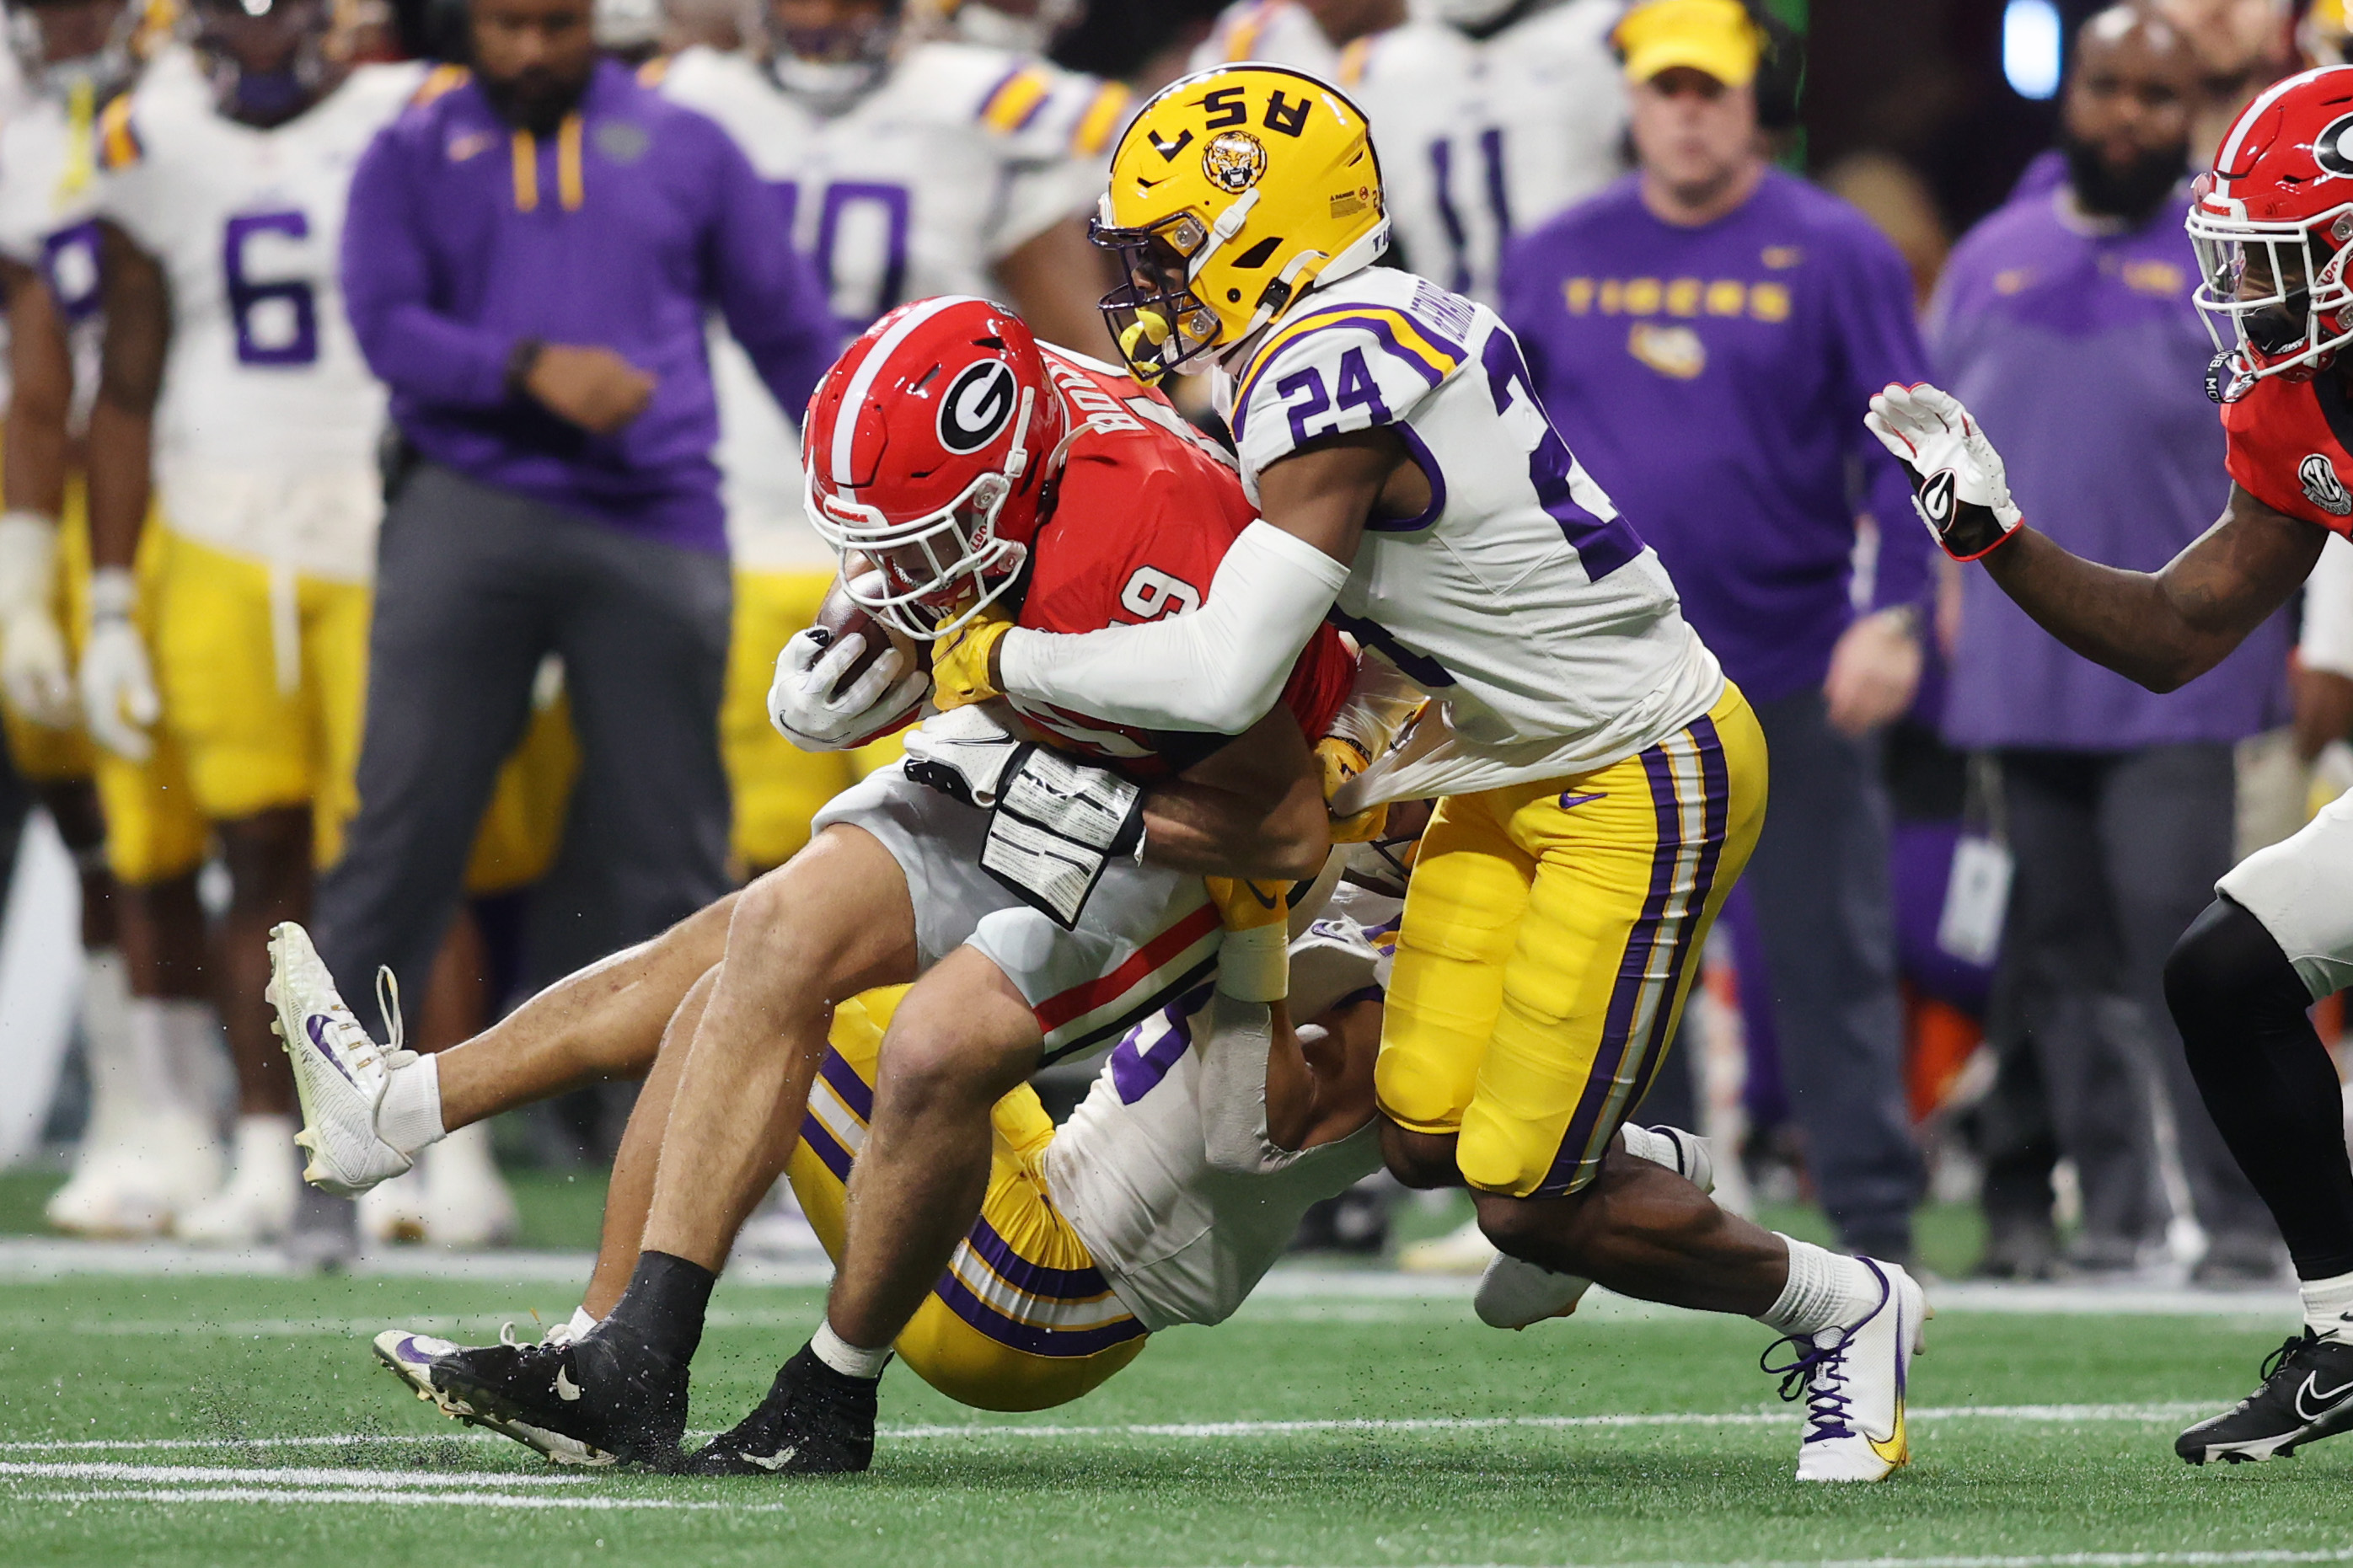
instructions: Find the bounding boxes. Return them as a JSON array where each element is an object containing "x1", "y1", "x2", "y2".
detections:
[
  {"x1": 1011, "y1": 433, "x2": 1357, "y2": 773},
  {"x1": 2221, "y1": 374, "x2": 2353, "y2": 537}
]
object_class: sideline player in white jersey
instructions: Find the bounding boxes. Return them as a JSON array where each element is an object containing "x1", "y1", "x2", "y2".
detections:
[
  {"x1": 928, "y1": 63, "x2": 1926, "y2": 1482},
  {"x1": 0, "y1": 0, "x2": 221, "y2": 1236},
  {"x1": 646, "y1": 0, "x2": 1128, "y2": 874},
  {"x1": 1190, "y1": 0, "x2": 1624, "y2": 305},
  {"x1": 83, "y1": 0, "x2": 561, "y2": 1245}
]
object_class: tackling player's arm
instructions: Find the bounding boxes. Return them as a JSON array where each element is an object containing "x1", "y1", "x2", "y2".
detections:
[
  {"x1": 86, "y1": 219, "x2": 163, "y2": 575},
  {"x1": 1260, "y1": 990, "x2": 1381, "y2": 1153},
  {"x1": 1134, "y1": 699, "x2": 1330, "y2": 881},
  {"x1": 967, "y1": 428, "x2": 1430, "y2": 734}
]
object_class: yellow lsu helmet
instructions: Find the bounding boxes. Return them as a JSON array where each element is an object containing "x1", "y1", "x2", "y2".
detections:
[{"x1": 1091, "y1": 62, "x2": 1388, "y2": 384}]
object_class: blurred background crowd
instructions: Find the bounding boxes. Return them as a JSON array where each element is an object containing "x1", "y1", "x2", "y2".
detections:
[{"x1": 0, "y1": 0, "x2": 2346, "y2": 1289}]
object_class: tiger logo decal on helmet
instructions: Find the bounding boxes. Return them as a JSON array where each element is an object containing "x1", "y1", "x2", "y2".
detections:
[{"x1": 1091, "y1": 63, "x2": 1389, "y2": 383}]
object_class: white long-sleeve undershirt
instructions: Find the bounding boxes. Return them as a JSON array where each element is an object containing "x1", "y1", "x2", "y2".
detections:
[{"x1": 997, "y1": 520, "x2": 1352, "y2": 734}]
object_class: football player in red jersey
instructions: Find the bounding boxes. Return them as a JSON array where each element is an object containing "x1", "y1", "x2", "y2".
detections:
[
  {"x1": 1867, "y1": 65, "x2": 2353, "y2": 1467},
  {"x1": 271, "y1": 297, "x2": 1402, "y2": 1469}
]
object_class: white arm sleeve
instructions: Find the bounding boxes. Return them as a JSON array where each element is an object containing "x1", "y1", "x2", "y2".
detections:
[
  {"x1": 1197, "y1": 991, "x2": 1310, "y2": 1175},
  {"x1": 997, "y1": 520, "x2": 1351, "y2": 734},
  {"x1": 2302, "y1": 534, "x2": 2353, "y2": 681}
]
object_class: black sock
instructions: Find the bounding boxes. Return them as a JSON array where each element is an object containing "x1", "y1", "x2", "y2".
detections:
[
  {"x1": 603, "y1": 1250, "x2": 717, "y2": 1367},
  {"x1": 2166, "y1": 898, "x2": 2353, "y2": 1278}
]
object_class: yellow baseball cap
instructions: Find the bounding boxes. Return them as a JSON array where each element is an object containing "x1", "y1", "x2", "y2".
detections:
[{"x1": 1613, "y1": 0, "x2": 1764, "y2": 88}]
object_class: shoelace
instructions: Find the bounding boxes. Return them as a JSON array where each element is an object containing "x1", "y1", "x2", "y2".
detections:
[
  {"x1": 1761, "y1": 1326, "x2": 1858, "y2": 1442},
  {"x1": 501, "y1": 1319, "x2": 578, "y2": 1351},
  {"x1": 2260, "y1": 1330, "x2": 2320, "y2": 1384}
]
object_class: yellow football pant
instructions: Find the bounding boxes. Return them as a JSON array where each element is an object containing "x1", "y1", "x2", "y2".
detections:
[
  {"x1": 147, "y1": 527, "x2": 573, "y2": 888},
  {"x1": 724, "y1": 568, "x2": 906, "y2": 872},
  {"x1": 0, "y1": 496, "x2": 206, "y2": 884},
  {"x1": 1377, "y1": 683, "x2": 1767, "y2": 1198},
  {"x1": 789, "y1": 987, "x2": 1150, "y2": 1412}
]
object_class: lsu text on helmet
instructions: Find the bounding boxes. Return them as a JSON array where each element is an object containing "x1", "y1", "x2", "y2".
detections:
[
  {"x1": 801, "y1": 295, "x2": 1068, "y2": 639},
  {"x1": 2190, "y1": 64, "x2": 2353, "y2": 382},
  {"x1": 1091, "y1": 62, "x2": 1387, "y2": 384}
]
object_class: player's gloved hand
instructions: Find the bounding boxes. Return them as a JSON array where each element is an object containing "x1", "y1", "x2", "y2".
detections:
[
  {"x1": 1865, "y1": 383, "x2": 2023, "y2": 562},
  {"x1": 1207, "y1": 875, "x2": 1292, "y2": 1003},
  {"x1": 767, "y1": 626, "x2": 928, "y2": 752},
  {"x1": 79, "y1": 567, "x2": 158, "y2": 762},
  {"x1": 0, "y1": 511, "x2": 75, "y2": 727},
  {"x1": 930, "y1": 605, "x2": 1013, "y2": 711},
  {"x1": 1315, "y1": 735, "x2": 1390, "y2": 845},
  {"x1": 902, "y1": 704, "x2": 1024, "y2": 808}
]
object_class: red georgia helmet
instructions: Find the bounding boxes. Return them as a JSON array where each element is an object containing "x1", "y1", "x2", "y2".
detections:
[
  {"x1": 803, "y1": 295, "x2": 1067, "y2": 637},
  {"x1": 2190, "y1": 65, "x2": 2353, "y2": 383}
]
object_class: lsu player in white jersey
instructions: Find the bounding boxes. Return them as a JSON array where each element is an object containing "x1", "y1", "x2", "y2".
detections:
[
  {"x1": 83, "y1": 0, "x2": 563, "y2": 1245},
  {"x1": 930, "y1": 63, "x2": 1926, "y2": 1483},
  {"x1": 1189, "y1": 0, "x2": 1624, "y2": 305},
  {"x1": 645, "y1": 0, "x2": 1127, "y2": 872},
  {"x1": 0, "y1": 0, "x2": 220, "y2": 1236}
]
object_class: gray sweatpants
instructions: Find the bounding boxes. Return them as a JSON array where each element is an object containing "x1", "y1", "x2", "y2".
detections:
[{"x1": 314, "y1": 463, "x2": 733, "y2": 1025}]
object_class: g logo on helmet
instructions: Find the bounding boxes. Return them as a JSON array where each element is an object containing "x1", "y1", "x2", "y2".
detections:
[
  {"x1": 2316, "y1": 114, "x2": 2353, "y2": 178},
  {"x1": 938, "y1": 360, "x2": 1018, "y2": 454},
  {"x1": 1919, "y1": 468, "x2": 1957, "y2": 528},
  {"x1": 1201, "y1": 130, "x2": 1268, "y2": 195}
]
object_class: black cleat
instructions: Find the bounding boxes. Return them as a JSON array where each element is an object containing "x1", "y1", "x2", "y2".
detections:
[
  {"x1": 2177, "y1": 1330, "x2": 2353, "y2": 1464},
  {"x1": 419, "y1": 1320, "x2": 692, "y2": 1471},
  {"x1": 688, "y1": 1344, "x2": 877, "y2": 1475}
]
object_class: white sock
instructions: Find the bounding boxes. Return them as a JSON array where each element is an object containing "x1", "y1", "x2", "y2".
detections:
[
  {"x1": 812, "y1": 1319, "x2": 892, "y2": 1380},
  {"x1": 120, "y1": 997, "x2": 178, "y2": 1114},
  {"x1": 376, "y1": 1052, "x2": 445, "y2": 1157},
  {"x1": 2302, "y1": 1269, "x2": 2353, "y2": 1341},
  {"x1": 565, "y1": 1304, "x2": 599, "y2": 1341},
  {"x1": 228, "y1": 1114, "x2": 297, "y2": 1188},
  {"x1": 160, "y1": 998, "x2": 232, "y2": 1123},
  {"x1": 1756, "y1": 1236, "x2": 1884, "y2": 1338}
]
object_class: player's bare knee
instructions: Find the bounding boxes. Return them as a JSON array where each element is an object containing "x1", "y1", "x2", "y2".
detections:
[{"x1": 1473, "y1": 1189, "x2": 1600, "y2": 1271}]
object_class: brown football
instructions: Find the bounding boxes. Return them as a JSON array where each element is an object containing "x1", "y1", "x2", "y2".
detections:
[{"x1": 809, "y1": 572, "x2": 925, "y2": 701}]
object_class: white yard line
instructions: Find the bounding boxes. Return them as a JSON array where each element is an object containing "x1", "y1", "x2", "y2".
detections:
[
  {"x1": 1178, "y1": 1555, "x2": 2353, "y2": 1568},
  {"x1": 0, "y1": 1401, "x2": 2215, "y2": 1458},
  {"x1": 7, "y1": 1485, "x2": 787, "y2": 1512},
  {"x1": 0, "y1": 1459, "x2": 581, "y2": 1487}
]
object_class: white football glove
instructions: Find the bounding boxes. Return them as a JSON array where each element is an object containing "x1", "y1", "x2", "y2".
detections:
[
  {"x1": 79, "y1": 566, "x2": 159, "y2": 762},
  {"x1": 766, "y1": 625, "x2": 929, "y2": 752},
  {"x1": 1864, "y1": 383, "x2": 2025, "y2": 561},
  {"x1": 0, "y1": 511, "x2": 75, "y2": 727},
  {"x1": 900, "y1": 704, "x2": 1023, "y2": 808}
]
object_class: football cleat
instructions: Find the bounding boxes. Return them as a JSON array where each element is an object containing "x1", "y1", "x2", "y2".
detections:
[
  {"x1": 1475, "y1": 1125, "x2": 1714, "y2": 1330},
  {"x1": 373, "y1": 1323, "x2": 614, "y2": 1467},
  {"x1": 413, "y1": 1318, "x2": 691, "y2": 1470},
  {"x1": 267, "y1": 922, "x2": 415, "y2": 1197},
  {"x1": 2175, "y1": 1330, "x2": 2353, "y2": 1464},
  {"x1": 1397, "y1": 1217, "x2": 1497, "y2": 1276},
  {"x1": 688, "y1": 1343, "x2": 877, "y2": 1475},
  {"x1": 1765, "y1": 1257, "x2": 1927, "y2": 1483}
]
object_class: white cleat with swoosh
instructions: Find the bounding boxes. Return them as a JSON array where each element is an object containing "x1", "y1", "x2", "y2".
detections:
[{"x1": 267, "y1": 922, "x2": 416, "y2": 1197}]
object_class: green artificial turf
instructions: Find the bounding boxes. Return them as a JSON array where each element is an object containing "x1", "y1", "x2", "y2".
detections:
[{"x1": 0, "y1": 1270, "x2": 2340, "y2": 1567}]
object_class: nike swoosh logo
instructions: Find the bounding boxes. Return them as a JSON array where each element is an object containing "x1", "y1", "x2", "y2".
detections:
[
  {"x1": 745, "y1": 1445, "x2": 797, "y2": 1471},
  {"x1": 306, "y1": 1016, "x2": 357, "y2": 1086},
  {"x1": 1868, "y1": 1402, "x2": 1909, "y2": 1468},
  {"x1": 1247, "y1": 883, "x2": 1282, "y2": 910},
  {"x1": 554, "y1": 1367, "x2": 582, "y2": 1402},
  {"x1": 2295, "y1": 1373, "x2": 2353, "y2": 1424},
  {"x1": 1557, "y1": 791, "x2": 1606, "y2": 810}
]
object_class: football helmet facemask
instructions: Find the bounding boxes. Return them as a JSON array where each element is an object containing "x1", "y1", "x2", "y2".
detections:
[
  {"x1": 5, "y1": 0, "x2": 139, "y2": 104},
  {"x1": 1091, "y1": 62, "x2": 1387, "y2": 384},
  {"x1": 801, "y1": 295, "x2": 1069, "y2": 640},
  {"x1": 764, "y1": 0, "x2": 901, "y2": 114},
  {"x1": 187, "y1": 0, "x2": 338, "y2": 128},
  {"x1": 2189, "y1": 66, "x2": 2353, "y2": 383}
]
